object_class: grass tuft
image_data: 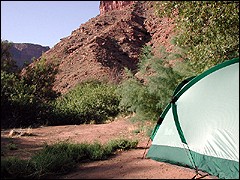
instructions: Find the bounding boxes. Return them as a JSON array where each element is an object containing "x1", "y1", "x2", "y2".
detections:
[{"x1": 1, "y1": 138, "x2": 138, "y2": 179}]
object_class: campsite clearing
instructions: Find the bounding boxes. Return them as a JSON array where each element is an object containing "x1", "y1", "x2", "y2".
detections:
[{"x1": 1, "y1": 116, "x2": 218, "y2": 179}]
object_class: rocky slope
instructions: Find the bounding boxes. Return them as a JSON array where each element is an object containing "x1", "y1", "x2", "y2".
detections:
[
  {"x1": 99, "y1": 1, "x2": 135, "y2": 15},
  {"x1": 36, "y1": 1, "x2": 176, "y2": 94},
  {"x1": 10, "y1": 43, "x2": 50, "y2": 68}
]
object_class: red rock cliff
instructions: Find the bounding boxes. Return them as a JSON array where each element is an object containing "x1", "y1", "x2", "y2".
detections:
[
  {"x1": 29, "y1": 1, "x2": 176, "y2": 94},
  {"x1": 100, "y1": 1, "x2": 135, "y2": 15}
]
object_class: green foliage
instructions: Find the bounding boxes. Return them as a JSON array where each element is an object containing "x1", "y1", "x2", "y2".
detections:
[
  {"x1": 106, "y1": 138, "x2": 138, "y2": 152},
  {"x1": 117, "y1": 1, "x2": 239, "y2": 123},
  {"x1": 1, "y1": 66, "x2": 120, "y2": 128},
  {"x1": 84, "y1": 142, "x2": 112, "y2": 160},
  {"x1": 1, "y1": 70, "x2": 54, "y2": 128},
  {"x1": 1, "y1": 139, "x2": 138, "y2": 179},
  {"x1": 1, "y1": 41, "x2": 60, "y2": 128},
  {"x1": 131, "y1": 121, "x2": 156, "y2": 137},
  {"x1": 1, "y1": 40, "x2": 19, "y2": 73},
  {"x1": 118, "y1": 78, "x2": 159, "y2": 121},
  {"x1": 1, "y1": 71, "x2": 35, "y2": 104},
  {"x1": 31, "y1": 149, "x2": 75, "y2": 178},
  {"x1": 50, "y1": 80, "x2": 120, "y2": 125},
  {"x1": 1, "y1": 157, "x2": 36, "y2": 179},
  {"x1": 138, "y1": 45, "x2": 154, "y2": 73},
  {"x1": 1, "y1": 56, "x2": 59, "y2": 128},
  {"x1": 117, "y1": 76, "x2": 147, "y2": 114},
  {"x1": 154, "y1": 1, "x2": 239, "y2": 74},
  {"x1": 117, "y1": 46, "x2": 184, "y2": 121},
  {"x1": 1, "y1": 70, "x2": 38, "y2": 128},
  {"x1": 22, "y1": 57, "x2": 60, "y2": 102},
  {"x1": 6, "y1": 143, "x2": 18, "y2": 150}
]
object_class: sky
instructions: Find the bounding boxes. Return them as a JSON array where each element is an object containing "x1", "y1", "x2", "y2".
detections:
[{"x1": 1, "y1": 1, "x2": 100, "y2": 48}]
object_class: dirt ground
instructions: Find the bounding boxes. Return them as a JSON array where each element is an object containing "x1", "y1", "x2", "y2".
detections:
[{"x1": 1, "y1": 116, "x2": 218, "y2": 179}]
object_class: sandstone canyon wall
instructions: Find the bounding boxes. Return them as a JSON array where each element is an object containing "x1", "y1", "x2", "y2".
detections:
[
  {"x1": 99, "y1": 1, "x2": 135, "y2": 15},
  {"x1": 33, "y1": 1, "x2": 176, "y2": 94}
]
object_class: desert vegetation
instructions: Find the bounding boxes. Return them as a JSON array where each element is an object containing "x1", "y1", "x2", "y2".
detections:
[
  {"x1": 1, "y1": 138, "x2": 138, "y2": 179},
  {"x1": 1, "y1": 1, "x2": 239, "y2": 179},
  {"x1": 1, "y1": 1, "x2": 238, "y2": 129}
]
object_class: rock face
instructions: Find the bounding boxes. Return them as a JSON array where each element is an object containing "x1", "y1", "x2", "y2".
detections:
[
  {"x1": 34, "y1": 1, "x2": 176, "y2": 94},
  {"x1": 10, "y1": 43, "x2": 50, "y2": 68},
  {"x1": 99, "y1": 1, "x2": 135, "y2": 15}
]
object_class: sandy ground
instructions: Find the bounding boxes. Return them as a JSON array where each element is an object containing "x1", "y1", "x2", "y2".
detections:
[{"x1": 1, "y1": 116, "x2": 218, "y2": 179}]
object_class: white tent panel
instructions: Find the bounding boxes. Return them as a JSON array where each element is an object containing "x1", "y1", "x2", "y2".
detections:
[
  {"x1": 152, "y1": 107, "x2": 182, "y2": 148},
  {"x1": 176, "y1": 62, "x2": 239, "y2": 161}
]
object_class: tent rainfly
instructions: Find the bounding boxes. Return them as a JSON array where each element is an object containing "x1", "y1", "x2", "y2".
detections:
[{"x1": 146, "y1": 57, "x2": 239, "y2": 179}]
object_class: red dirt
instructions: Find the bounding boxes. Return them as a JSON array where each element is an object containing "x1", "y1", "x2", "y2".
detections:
[{"x1": 1, "y1": 116, "x2": 218, "y2": 179}]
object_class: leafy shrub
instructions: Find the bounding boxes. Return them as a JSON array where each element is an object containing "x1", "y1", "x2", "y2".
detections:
[
  {"x1": 117, "y1": 46, "x2": 184, "y2": 122},
  {"x1": 0, "y1": 71, "x2": 53, "y2": 128},
  {"x1": 1, "y1": 55, "x2": 59, "y2": 128},
  {"x1": 1, "y1": 40, "x2": 19, "y2": 73},
  {"x1": 154, "y1": 1, "x2": 239, "y2": 74},
  {"x1": 1, "y1": 70, "x2": 40, "y2": 128},
  {"x1": 21, "y1": 57, "x2": 60, "y2": 102},
  {"x1": 49, "y1": 80, "x2": 120, "y2": 125}
]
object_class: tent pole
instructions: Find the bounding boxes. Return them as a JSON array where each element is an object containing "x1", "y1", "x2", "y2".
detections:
[
  {"x1": 184, "y1": 144, "x2": 209, "y2": 179},
  {"x1": 141, "y1": 137, "x2": 151, "y2": 159}
]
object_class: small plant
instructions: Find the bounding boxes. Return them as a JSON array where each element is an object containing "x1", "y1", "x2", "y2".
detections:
[
  {"x1": 130, "y1": 120, "x2": 155, "y2": 137},
  {"x1": 86, "y1": 141, "x2": 112, "y2": 160},
  {"x1": 145, "y1": 125, "x2": 155, "y2": 137},
  {"x1": 106, "y1": 138, "x2": 138, "y2": 152},
  {"x1": 133, "y1": 129, "x2": 141, "y2": 134},
  {"x1": 6, "y1": 142, "x2": 18, "y2": 150}
]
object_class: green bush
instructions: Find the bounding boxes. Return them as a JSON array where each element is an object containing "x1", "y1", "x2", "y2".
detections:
[
  {"x1": 21, "y1": 57, "x2": 60, "y2": 102},
  {"x1": 0, "y1": 71, "x2": 53, "y2": 128},
  {"x1": 1, "y1": 70, "x2": 41, "y2": 128},
  {"x1": 117, "y1": 46, "x2": 184, "y2": 122},
  {"x1": 1, "y1": 56, "x2": 59, "y2": 128},
  {"x1": 49, "y1": 80, "x2": 120, "y2": 125},
  {"x1": 1, "y1": 40, "x2": 19, "y2": 74},
  {"x1": 1, "y1": 73, "x2": 120, "y2": 127},
  {"x1": 154, "y1": 1, "x2": 239, "y2": 74}
]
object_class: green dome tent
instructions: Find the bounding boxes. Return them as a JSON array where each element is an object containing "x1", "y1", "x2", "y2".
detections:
[{"x1": 146, "y1": 57, "x2": 239, "y2": 179}]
